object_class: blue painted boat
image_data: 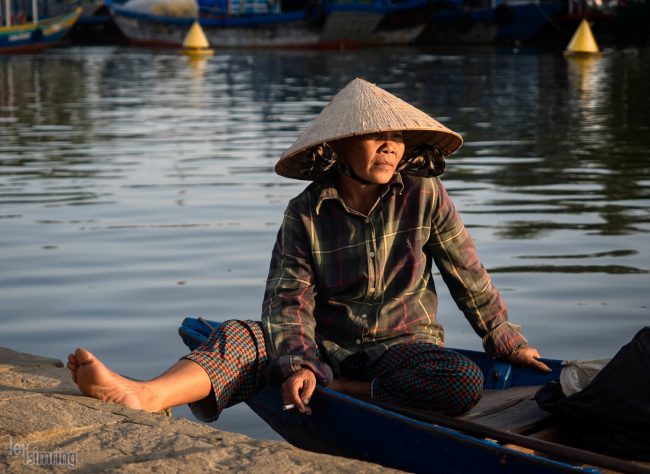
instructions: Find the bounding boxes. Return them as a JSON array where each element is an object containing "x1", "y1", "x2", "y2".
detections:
[
  {"x1": 318, "y1": 0, "x2": 427, "y2": 46},
  {"x1": 0, "y1": 6, "x2": 82, "y2": 53},
  {"x1": 107, "y1": 0, "x2": 320, "y2": 48},
  {"x1": 68, "y1": 0, "x2": 128, "y2": 44},
  {"x1": 106, "y1": 0, "x2": 426, "y2": 48},
  {"x1": 421, "y1": 0, "x2": 564, "y2": 44},
  {"x1": 179, "y1": 317, "x2": 648, "y2": 474}
]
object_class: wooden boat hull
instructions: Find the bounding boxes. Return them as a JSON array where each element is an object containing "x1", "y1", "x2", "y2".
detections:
[
  {"x1": 0, "y1": 8, "x2": 82, "y2": 54},
  {"x1": 109, "y1": 4, "x2": 321, "y2": 48},
  {"x1": 68, "y1": 1, "x2": 128, "y2": 45},
  {"x1": 107, "y1": 1, "x2": 425, "y2": 48},
  {"x1": 246, "y1": 385, "x2": 597, "y2": 473},
  {"x1": 320, "y1": 10, "x2": 384, "y2": 45},
  {"x1": 179, "y1": 317, "x2": 641, "y2": 473}
]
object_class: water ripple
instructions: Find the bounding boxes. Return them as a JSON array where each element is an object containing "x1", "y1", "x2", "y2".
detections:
[{"x1": 1, "y1": 46, "x2": 649, "y2": 440}]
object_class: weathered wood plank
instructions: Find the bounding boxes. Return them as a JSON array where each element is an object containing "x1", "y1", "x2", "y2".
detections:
[
  {"x1": 461, "y1": 386, "x2": 541, "y2": 421},
  {"x1": 471, "y1": 398, "x2": 553, "y2": 433},
  {"x1": 461, "y1": 386, "x2": 554, "y2": 434}
]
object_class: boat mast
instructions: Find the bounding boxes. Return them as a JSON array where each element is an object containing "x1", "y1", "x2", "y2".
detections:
[{"x1": 32, "y1": 0, "x2": 38, "y2": 23}]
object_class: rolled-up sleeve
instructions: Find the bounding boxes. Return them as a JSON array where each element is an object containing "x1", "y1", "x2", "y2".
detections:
[
  {"x1": 426, "y1": 178, "x2": 527, "y2": 358},
  {"x1": 261, "y1": 206, "x2": 333, "y2": 386}
]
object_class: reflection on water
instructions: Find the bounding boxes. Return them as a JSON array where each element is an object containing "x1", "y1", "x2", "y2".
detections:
[{"x1": 1, "y1": 46, "x2": 649, "y2": 440}]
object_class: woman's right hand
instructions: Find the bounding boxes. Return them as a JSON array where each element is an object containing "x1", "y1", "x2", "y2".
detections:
[
  {"x1": 504, "y1": 346, "x2": 552, "y2": 372},
  {"x1": 281, "y1": 367, "x2": 316, "y2": 414}
]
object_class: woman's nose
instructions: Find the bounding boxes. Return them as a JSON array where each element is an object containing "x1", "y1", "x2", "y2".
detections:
[{"x1": 379, "y1": 139, "x2": 395, "y2": 153}]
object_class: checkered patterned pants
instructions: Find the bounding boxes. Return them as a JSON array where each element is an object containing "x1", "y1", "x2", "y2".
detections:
[
  {"x1": 183, "y1": 320, "x2": 483, "y2": 422},
  {"x1": 352, "y1": 342, "x2": 484, "y2": 416}
]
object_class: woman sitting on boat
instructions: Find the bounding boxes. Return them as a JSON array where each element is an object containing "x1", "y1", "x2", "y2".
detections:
[{"x1": 67, "y1": 78, "x2": 550, "y2": 420}]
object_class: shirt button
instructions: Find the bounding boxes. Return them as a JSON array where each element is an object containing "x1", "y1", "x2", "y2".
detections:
[
  {"x1": 369, "y1": 288, "x2": 375, "y2": 293},
  {"x1": 361, "y1": 314, "x2": 367, "y2": 319},
  {"x1": 355, "y1": 339, "x2": 361, "y2": 344},
  {"x1": 365, "y1": 218, "x2": 370, "y2": 224},
  {"x1": 369, "y1": 251, "x2": 375, "y2": 258}
]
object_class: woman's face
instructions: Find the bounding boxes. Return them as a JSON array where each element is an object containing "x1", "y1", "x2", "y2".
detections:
[{"x1": 332, "y1": 131, "x2": 406, "y2": 184}]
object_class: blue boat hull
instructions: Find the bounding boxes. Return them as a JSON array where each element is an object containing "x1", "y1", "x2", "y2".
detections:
[
  {"x1": 0, "y1": 8, "x2": 82, "y2": 53},
  {"x1": 108, "y1": 2, "x2": 321, "y2": 48},
  {"x1": 247, "y1": 385, "x2": 598, "y2": 473},
  {"x1": 495, "y1": 2, "x2": 564, "y2": 41},
  {"x1": 422, "y1": 1, "x2": 564, "y2": 43},
  {"x1": 68, "y1": 1, "x2": 128, "y2": 45},
  {"x1": 107, "y1": 0, "x2": 426, "y2": 48},
  {"x1": 178, "y1": 317, "x2": 606, "y2": 473}
]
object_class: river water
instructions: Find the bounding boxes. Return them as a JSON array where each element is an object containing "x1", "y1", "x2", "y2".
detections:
[{"x1": 1, "y1": 45, "x2": 648, "y2": 440}]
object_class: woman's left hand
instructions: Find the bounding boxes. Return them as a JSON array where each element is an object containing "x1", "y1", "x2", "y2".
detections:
[
  {"x1": 281, "y1": 368, "x2": 316, "y2": 414},
  {"x1": 504, "y1": 346, "x2": 552, "y2": 372}
]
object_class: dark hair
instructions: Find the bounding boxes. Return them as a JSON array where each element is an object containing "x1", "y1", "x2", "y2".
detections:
[{"x1": 299, "y1": 143, "x2": 446, "y2": 181}]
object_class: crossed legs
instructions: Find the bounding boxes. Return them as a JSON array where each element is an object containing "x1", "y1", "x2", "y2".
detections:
[{"x1": 68, "y1": 323, "x2": 483, "y2": 419}]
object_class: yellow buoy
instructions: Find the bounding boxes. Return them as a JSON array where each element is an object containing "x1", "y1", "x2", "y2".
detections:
[
  {"x1": 182, "y1": 21, "x2": 214, "y2": 56},
  {"x1": 565, "y1": 18, "x2": 600, "y2": 55}
]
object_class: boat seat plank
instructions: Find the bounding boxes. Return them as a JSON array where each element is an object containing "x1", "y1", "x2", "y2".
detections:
[
  {"x1": 460, "y1": 385, "x2": 554, "y2": 434},
  {"x1": 469, "y1": 398, "x2": 554, "y2": 434},
  {"x1": 461, "y1": 386, "x2": 541, "y2": 420}
]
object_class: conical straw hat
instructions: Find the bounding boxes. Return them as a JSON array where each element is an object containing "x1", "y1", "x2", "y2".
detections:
[{"x1": 276, "y1": 78, "x2": 463, "y2": 180}]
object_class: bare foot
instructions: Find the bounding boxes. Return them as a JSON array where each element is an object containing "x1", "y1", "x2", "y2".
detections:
[{"x1": 67, "y1": 348, "x2": 154, "y2": 411}]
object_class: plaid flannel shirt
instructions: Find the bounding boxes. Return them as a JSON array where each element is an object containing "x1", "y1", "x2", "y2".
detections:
[{"x1": 261, "y1": 172, "x2": 527, "y2": 386}]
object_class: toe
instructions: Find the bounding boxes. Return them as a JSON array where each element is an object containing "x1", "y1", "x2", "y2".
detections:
[
  {"x1": 66, "y1": 362, "x2": 78, "y2": 383},
  {"x1": 74, "y1": 348, "x2": 95, "y2": 365}
]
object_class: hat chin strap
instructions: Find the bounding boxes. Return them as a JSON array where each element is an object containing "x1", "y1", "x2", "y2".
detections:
[{"x1": 336, "y1": 160, "x2": 375, "y2": 185}]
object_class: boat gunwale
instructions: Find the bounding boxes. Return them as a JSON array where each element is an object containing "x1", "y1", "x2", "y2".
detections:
[
  {"x1": 0, "y1": 7, "x2": 82, "y2": 35},
  {"x1": 107, "y1": 1, "x2": 309, "y2": 27},
  {"x1": 0, "y1": 7, "x2": 81, "y2": 53},
  {"x1": 309, "y1": 384, "x2": 603, "y2": 473}
]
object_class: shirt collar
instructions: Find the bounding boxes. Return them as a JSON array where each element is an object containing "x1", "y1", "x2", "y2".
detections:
[{"x1": 315, "y1": 172, "x2": 405, "y2": 215}]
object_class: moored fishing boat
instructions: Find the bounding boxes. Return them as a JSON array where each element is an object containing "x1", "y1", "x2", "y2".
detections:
[
  {"x1": 368, "y1": 0, "x2": 430, "y2": 45},
  {"x1": 319, "y1": 0, "x2": 428, "y2": 46},
  {"x1": 68, "y1": 0, "x2": 128, "y2": 44},
  {"x1": 179, "y1": 317, "x2": 650, "y2": 473},
  {"x1": 535, "y1": 0, "x2": 650, "y2": 46},
  {"x1": 107, "y1": 0, "x2": 321, "y2": 48},
  {"x1": 0, "y1": 5, "x2": 82, "y2": 53},
  {"x1": 420, "y1": 0, "x2": 563, "y2": 44},
  {"x1": 319, "y1": 0, "x2": 391, "y2": 46},
  {"x1": 106, "y1": 0, "x2": 426, "y2": 48}
]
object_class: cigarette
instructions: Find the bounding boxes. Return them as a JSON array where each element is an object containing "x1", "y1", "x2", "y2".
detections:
[{"x1": 281, "y1": 404, "x2": 295, "y2": 411}]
